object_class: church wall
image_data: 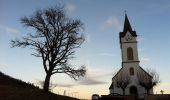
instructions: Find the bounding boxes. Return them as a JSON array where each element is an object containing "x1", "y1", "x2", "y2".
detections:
[
  {"x1": 120, "y1": 32, "x2": 139, "y2": 63},
  {"x1": 121, "y1": 42, "x2": 139, "y2": 62},
  {"x1": 110, "y1": 65, "x2": 153, "y2": 98},
  {"x1": 111, "y1": 77, "x2": 147, "y2": 98},
  {"x1": 112, "y1": 85, "x2": 123, "y2": 95}
]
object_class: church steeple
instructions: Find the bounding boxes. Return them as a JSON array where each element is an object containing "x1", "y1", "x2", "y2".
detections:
[
  {"x1": 119, "y1": 14, "x2": 139, "y2": 65},
  {"x1": 123, "y1": 14, "x2": 132, "y2": 32},
  {"x1": 119, "y1": 14, "x2": 137, "y2": 39},
  {"x1": 109, "y1": 14, "x2": 153, "y2": 98}
]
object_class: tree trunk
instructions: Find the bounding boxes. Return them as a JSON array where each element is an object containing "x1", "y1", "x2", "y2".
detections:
[
  {"x1": 123, "y1": 89, "x2": 125, "y2": 96},
  {"x1": 147, "y1": 89, "x2": 150, "y2": 94},
  {"x1": 43, "y1": 73, "x2": 51, "y2": 92}
]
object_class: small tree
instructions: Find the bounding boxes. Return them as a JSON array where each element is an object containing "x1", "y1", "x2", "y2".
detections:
[
  {"x1": 11, "y1": 6, "x2": 86, "y2": 92},
  {"x1": 137, "y1": 68, "x2": 160, "y2": 94},
  {"x1": 115, "y1": 71, "x2": 130, "y2": 95}
]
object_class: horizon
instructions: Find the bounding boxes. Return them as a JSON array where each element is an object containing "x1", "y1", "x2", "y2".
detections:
[{"x1": 1, "y1": 0, "x2": 170, "y2": 99}]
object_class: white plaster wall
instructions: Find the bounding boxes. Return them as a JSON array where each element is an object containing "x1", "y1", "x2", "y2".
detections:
[{"x1": 110, "y1": 65, "x2": 153, "y2": 98}]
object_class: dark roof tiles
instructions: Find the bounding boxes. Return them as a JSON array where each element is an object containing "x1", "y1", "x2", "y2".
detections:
[{"x1": 119, "y1": 14, "x2": 137, "y2": 38}]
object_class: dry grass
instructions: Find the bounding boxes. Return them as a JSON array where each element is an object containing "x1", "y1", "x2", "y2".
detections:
[{"x1": 0, "y1": 71, "x2": 79, "y2": 100}]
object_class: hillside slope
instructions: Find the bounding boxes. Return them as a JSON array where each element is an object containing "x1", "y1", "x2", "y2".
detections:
[{"x1": 0, "y1": 71, "x2": 79, "y2": 100}]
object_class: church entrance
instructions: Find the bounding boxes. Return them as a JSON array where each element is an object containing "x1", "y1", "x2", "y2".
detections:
[{"x1": 130, "y1": 86, "x2": 138, "y2": 98}]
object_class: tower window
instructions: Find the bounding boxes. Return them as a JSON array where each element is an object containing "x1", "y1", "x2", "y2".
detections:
[
  {"x1": 127, "y1": 47, "x2": 134, "y2": 60},
  {"x1": 130, "y1": 68, "x2": 134, "y2": 75}
]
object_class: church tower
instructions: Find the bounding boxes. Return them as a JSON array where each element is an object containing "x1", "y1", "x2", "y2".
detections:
[
  {"x1": 120, "y1": 14, "x2": 139, "y2": 68},
  {"x1": 109, "y1": 14, "x2": 153, "y2": 99}
]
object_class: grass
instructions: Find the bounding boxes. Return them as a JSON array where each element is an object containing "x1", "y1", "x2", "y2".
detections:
[{"x1": 0, "y1": 71, "x2": 79, "y2": 100}]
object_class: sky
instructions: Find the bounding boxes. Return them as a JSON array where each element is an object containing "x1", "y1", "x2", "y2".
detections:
[{"x1": 1, "y1": 0, "x2": 170, "y2": 99}]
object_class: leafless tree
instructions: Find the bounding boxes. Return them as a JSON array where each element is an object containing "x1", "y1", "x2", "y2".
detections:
[
  {"x1": 37, "y1": 80, "x2": 56, "y2": 92},
  {"x1": 11, "y1": 6, "x2": 86, "y2": 92},
  {"x1": 137, "y1": 68, "x2": 160, "y2": 94},
  {"x1": 115, "y1": 71, "x2": 130, "y2": 95}
]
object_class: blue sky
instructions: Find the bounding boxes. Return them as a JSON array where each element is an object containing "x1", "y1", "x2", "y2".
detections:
[{"x1": 1, "y1": 0, "x2": 170, "y2": 99}]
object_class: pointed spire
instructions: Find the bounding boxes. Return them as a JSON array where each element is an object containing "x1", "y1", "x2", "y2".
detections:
[
  {"x1": 119, "y1": 12, "x2": 137, "y2": 41},
  {"x1": 123, "y1": 13, "x2": 132, "y2": 32}
]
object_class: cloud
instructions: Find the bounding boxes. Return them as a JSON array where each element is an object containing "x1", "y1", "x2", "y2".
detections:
[
  {"x1": 141, "y1": 57, "x2": 150, "y2": 62},
  {"x1": 77, "y1": 68, "x2": 113, "y2": 85},
  {"x1": 36, "y1": 79, "x2": 76, "y2": 88},
  {"x1": 86, "y1": 34, "x2": 91, "y2": 43},
  {"x1": 102, "y1": 16, "x2": 122, "y2": 31},
  {"x1": 154, "y1": 82, "x2": 170, "y2": 94},
  {"x1": 56, "y1": 83, "x2": 75, "y2": 88},
  {"x1": 99, "y1": 53, "x2": 114, "y2": 57},
  {"x1": 65, "y1": 3, "x2": 77, "y2": 13},
  {"x1": 0, "y1": 63, "x2": 8, "y2": 67},
  {"x1": 138, "y1": 37, "x2": 145, "y2": 42},
  {"x1": 78, "y1": 77, "x2": 107, "y2": 85},
  {"x1": 0, "y1": 24, "x2": 20, "y2": 35},
  {"x1": 86, "y1": 67, "x2": 113, "y2": 78},
  {"x1": 138, "y1": 47, "x2": 150, "y2": 64}
]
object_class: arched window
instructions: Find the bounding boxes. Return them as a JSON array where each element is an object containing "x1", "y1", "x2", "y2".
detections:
[
  {"x1": 127, "y1": 47, "x2": 134, "y2": 60},
  {"x1": 130, "y1": 68, "x2": 134, "y2": 75}
]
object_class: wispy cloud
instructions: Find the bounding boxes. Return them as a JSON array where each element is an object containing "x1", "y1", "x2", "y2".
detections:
[
  {"x1": 86, "y1": 67, "x2": 113, "y2": 78},
  {"x1": 138, "y1": 37, "x2": 145, "y2": 42},
  {"x1": 65, "y1": 3, "x2": 77, "y2": 14},
  {"x1": 36, "y1": 79, "x2": 75, "y2": 88},
  {"x1": 154, "y1": 82, "x2": 170, "y2": 94},
  {"x1": 99, "y1": 53, "x2": 114, "y2": 57},
  {"x1": 86, "y1": 34, "x2": 91, "y2": 43},
  {"x1": 77, "y1": 68, "x2": 112, "y2": 85},
  {"x1": 138, "y1": 48, "x2": 145, "y2": 53},
  {"x1": 78, "y1": 77, "x2": 107, "y2": 85},
  {"x1": 140, "y1": 56, "x2": 150, "y2": 63},
  {"x1": 56, "y1": 83, "x2": 75, "y2": 88},
  {"x1": 0, "y1": 63, "x2": 8, "y2": 67},
  {"x1": 142, "y1": 57, "x2": 150, "y2": 62},
  {"x1": 139, "y1": 46, "x2": 150, "y2": 64},
  {"x1": 101, "y1": 16, "x2": 122, "y2": 31},
  {"x1": 0, "y1": 24, "x2": 20, "y2": 35}
]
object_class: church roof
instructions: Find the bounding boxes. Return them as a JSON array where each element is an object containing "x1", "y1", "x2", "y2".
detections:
[
  {"x1": 119, "y1": 14, "x2": 137, "y2": 39},
  {"x1": 112, "y1": 66, "x2": 152, "y2": 79},
  {"x1": 112, "y1": 67, "x2": 123, "y2": 79},
  {"x1": 109, "y1": 82, "x2": 113, "y2": 89},
  {"x1": 139, "y1": 66, "x2": 153, "y2": 78}
]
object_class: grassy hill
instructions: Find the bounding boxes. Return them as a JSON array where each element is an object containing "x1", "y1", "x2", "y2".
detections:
[{"x1": 0, "y1": 71, "x2": 79, "y2": 100}]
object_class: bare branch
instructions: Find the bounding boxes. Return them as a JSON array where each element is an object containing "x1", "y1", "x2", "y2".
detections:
[
  {"x1": 137, "y1": 68, "x2": 160, "y2": 94},
  {"x1": 11, "y1": 5, "x2": 86, "y2": 92},
  {"x1": 114, "y1": 70, "x2": 130, "y2": 95}
]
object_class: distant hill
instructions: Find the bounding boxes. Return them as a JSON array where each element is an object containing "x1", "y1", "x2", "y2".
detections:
[{"x1": 0, "y1": 71, "x2": 79, "y2": 100}]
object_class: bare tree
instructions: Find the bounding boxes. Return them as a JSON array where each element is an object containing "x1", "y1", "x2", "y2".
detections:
[
  {"x1": 37, "y1": 80, "x2": 56, "y2": 92},
  {"x1": 11, "y1": 6, "x2": 86, "y2": 92},
  {"x1": 137, "y1": 68, "x2": 160, "y2": 94},
  {"x1": 115, "y1": 71, "x2": 130, "y2": 95}
]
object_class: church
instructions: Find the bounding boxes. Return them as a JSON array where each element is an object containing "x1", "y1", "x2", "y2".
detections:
[{"x1": 109, "y1": 14, "x2": 153, "y2": 99}]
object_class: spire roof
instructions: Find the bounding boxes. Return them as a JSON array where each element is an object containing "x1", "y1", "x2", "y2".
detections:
[
  {"x1": 119, "y1": 13, "x2": 137, "y2": 39},
  {"x1": 123, "y1": 14, "x2": 132, "y2": 32}
]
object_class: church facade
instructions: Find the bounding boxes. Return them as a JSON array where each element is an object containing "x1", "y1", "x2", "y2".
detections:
[{"x1": 109, "y1": 14, "x2": 153, "y2": 98}]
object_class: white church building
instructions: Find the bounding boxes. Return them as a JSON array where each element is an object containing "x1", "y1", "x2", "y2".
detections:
[{"x1": 109, "y1": 14, "x2": 153, "y2": 99}]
